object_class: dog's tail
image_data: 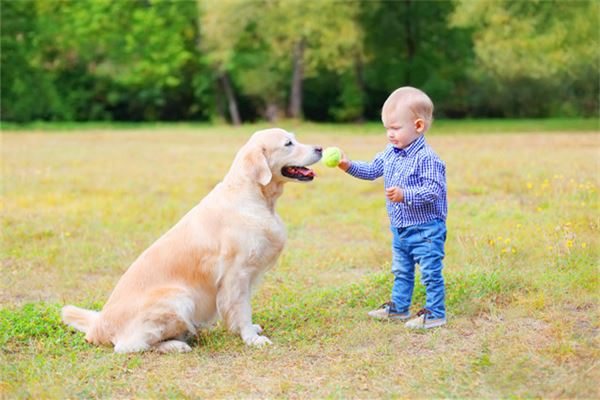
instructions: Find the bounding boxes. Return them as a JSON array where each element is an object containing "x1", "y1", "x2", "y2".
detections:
[{"x1": 61, "y1": 305, "x2": 100, "y2": 334}]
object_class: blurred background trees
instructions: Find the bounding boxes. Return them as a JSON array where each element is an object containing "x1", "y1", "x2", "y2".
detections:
[{"x1": 1, "y1": 0, "x2": 598, "y2": 123}]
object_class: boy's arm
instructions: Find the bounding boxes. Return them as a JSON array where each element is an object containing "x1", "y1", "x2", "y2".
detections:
[
  {"x1": 338, "y1": 151, "x2": 384, "y2": 181},
  {"x1": 402, "y1": 156, "x2": 446, "y2": 207}
]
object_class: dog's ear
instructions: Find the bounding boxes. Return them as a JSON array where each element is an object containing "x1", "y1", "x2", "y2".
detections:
[{"x1": 243, "y1": 146, "x2": 272, "y2": 186}]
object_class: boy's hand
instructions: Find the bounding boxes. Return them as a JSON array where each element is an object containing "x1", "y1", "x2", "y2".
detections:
[
  {"x1": 338, "y1": 151, "x2": 351, "y2": 172},
  {"x1": 386, "y1": 186, "x2": 404, "y2": 203}
]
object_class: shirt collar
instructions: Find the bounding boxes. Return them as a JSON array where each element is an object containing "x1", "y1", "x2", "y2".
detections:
[{"x1": 392, "y1": 135, "x2": 425, "y2": 156}]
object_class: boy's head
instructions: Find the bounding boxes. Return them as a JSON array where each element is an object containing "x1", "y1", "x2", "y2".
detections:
[{"x1": 381, "y1": 87, "x2": 434, "y2": 149}]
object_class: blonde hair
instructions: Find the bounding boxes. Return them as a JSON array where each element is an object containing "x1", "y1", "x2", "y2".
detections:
[{"x1": 381, "y1": 87, "x2": 434, "y2": 130}]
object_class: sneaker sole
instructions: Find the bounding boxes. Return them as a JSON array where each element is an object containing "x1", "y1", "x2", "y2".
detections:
[
  {"x1": 406, "y1": 319, "x2": 447, "y2": 329},
  {"x1": 389, "y1": 314, "x2": 411, "y2": 321},
  {"x1": 367, "y1": 312, "x2": 411, "y2": 321}
]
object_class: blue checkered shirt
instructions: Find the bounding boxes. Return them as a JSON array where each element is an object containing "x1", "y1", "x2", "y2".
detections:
[{"x1": 346, "y1": 135, "x2": 447, "y2": 228}]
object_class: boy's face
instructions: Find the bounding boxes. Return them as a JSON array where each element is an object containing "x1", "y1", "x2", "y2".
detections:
[{"x1": 383, "y1": 108, "x2": 425, "y2": 149}]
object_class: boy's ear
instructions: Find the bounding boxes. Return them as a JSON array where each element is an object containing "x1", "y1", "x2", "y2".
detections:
[{"x1": 415, "y1": 118, "x2": 426, "y2": 133}]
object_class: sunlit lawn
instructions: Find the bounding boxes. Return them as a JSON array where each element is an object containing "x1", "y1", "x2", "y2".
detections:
[{"x1": 1, "y1": 121, "x2": 599, "y2": 398}]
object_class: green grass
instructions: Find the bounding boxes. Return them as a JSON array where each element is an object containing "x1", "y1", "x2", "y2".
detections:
[
  {"x1": 1, "y1": 117, "x2": 598, "y2": 134},
  {"x1": 1, "y1": 122, "x2": 599, "y2": 398}
]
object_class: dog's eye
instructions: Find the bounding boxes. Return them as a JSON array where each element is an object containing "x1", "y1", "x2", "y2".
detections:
[{"x1": 285, "y1": 140, "x2": 294, "y2": 147}]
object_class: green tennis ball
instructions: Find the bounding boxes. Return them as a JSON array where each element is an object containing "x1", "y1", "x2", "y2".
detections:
[{"x1": 322, "y1": 147, "x2": 342, "y2": 167}]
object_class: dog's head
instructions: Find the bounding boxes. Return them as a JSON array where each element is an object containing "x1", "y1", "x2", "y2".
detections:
[{"x1": 232, "y1": 128, "x2": 322, "y2": 186}]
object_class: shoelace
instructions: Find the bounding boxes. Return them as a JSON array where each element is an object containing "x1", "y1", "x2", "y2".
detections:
[
  {"x1": 378, "y1": 301, "x2": 396, "y2": 315},
  {"x1": 415, "y1": 308, "x2": 432, "y2": 327},
  {"x1": 379, "y1": 300, "x2": 394, "y2": 313},
  {"x1": 380, "y1": 301, "x2": 394, "y2": 309}
]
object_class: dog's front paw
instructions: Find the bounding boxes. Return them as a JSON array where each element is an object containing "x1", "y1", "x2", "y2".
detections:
[
  {"x1": 246, "y1": 335, "x2": 272, "y2": 347},
  {"x1": 252, "y1": 324, "x2": 264, "y2": 334}
]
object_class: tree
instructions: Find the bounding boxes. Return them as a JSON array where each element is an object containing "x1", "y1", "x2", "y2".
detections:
[
  {"x1": 1, "y1": 0, "x2": 71, "y2": 121},
  {"x1": 257, "y1": 0, "x2": 363, "y2": 119},
  {"x1": 1, "y1": 0, "x2": 209, "y2": 122},
  {"x1": 45, "y1": 0, "x2": 203, "y2": 120},
  {"x1": 198, "y1": 0, "x2": 362, "y2": 122},
  {"x1": 358, "y1": 0, "x2": 474, "y2": 119},
  {"x1": 451, "y1": 0, "x2": 599, "y2": 116},
  {"x1": 199, "y1": 0, "x2": 260, "y2": 124}
]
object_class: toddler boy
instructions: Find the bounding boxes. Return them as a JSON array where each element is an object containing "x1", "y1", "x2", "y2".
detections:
[{"x1": 338, "y1": 87, "x2": 447, "y2": 329}]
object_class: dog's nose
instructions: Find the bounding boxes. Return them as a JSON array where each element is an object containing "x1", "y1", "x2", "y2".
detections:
[{"x1": 314, "y1": 146, "x2": 323, "y2": 154}]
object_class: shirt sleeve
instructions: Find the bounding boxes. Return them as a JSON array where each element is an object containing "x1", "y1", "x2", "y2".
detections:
[
  {"x1": 345, "y1": 151, "x2": 385, "y2": 181},
  {"x1": 402, "y1": 156, "x2": 446, "y2": 207}
]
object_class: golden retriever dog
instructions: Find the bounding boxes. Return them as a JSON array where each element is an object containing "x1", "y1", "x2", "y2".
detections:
[{"x1": 62, "y1": 128, "x2": 322, "y2": 353}]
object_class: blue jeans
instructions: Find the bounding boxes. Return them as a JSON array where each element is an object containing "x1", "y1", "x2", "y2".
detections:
[{"x1": 390, "y1": 219, "x2": 447, "y2": 319}]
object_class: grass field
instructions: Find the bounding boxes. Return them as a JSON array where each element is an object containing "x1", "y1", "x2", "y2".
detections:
[{"x1": 1, "y1": 121, "x2": 599, "y2": 398}]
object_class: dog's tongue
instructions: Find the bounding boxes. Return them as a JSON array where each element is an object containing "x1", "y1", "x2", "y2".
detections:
[{"x1": 289, "y1": 167, "x2": 315, "y2": 177}]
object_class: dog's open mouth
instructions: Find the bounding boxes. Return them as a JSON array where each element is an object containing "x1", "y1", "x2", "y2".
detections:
[{"x1": 281, "y1": 166, "x2": 315, "y2": 181}]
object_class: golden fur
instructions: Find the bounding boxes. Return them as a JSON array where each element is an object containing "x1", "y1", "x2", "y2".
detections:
[{"x1": 62, "y1": 128, "x2": 322, "y2": 353}]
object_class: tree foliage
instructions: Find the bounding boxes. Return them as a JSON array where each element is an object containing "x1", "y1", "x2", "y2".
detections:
[
  {"x1": 451, "y1": 0, "x2": 599, "y2": 116},
  {"x1": 1, "y1": 0, "x2": 598, "y2": 123}
]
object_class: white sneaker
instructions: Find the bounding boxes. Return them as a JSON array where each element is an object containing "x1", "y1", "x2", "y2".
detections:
[
  {"x1": 367, "y1": 301, "x2": 411, "y2": 321},
  {"x1": 405, "y1": 309, "x2": 446, "y2": 329}
]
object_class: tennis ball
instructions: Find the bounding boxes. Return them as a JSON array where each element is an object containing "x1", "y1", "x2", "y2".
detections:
[{"x1": 322, "y1": 147, "x2": 342, "y2": 167}]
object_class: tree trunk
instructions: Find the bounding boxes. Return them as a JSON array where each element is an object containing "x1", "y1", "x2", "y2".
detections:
[
  {"x1": 219, "y1": 72, "x2": 241, "y2": 126},
  {"x1": 265, "y1": 103, "x2": 280, "y2": 123},
  {"x1": 354, "y1": 52, "x2": 366, "y2": 123},
  {"x1": 404, "y1": 0, "x2": 415, "y2": 85},
  {"x1": 213, "y1": 81, "x2": 226, "y2": 122},
  {"x1": 288, "y1": 38, "x2": 305, "y2": 119}
]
